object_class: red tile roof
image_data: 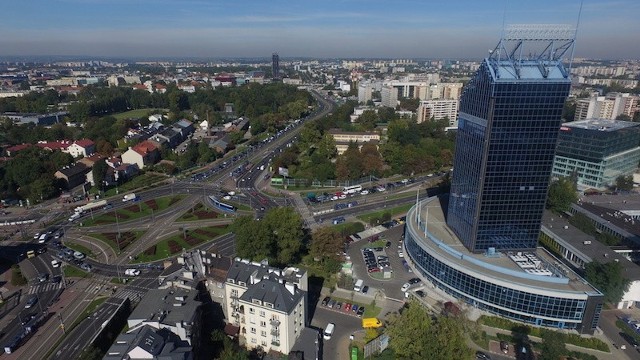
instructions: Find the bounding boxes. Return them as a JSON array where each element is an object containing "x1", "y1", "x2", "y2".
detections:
[
  {"x1": 6, "y1": 143, "x2": 32, "y2": 153},
  {"x1": 73, "y1": 139, "x2": 94, "y2": 148},
  {"x1": 132, "y1": 140, "x2": 159, "y2": 156}
]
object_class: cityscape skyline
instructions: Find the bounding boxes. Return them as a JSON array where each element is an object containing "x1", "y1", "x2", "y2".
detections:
[{"x1": 2, "y1": 0, "x2": 639, "y2": 59}]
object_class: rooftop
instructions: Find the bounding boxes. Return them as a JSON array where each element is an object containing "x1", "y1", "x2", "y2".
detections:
[
  {"x1": 239, "y1": 278, "x2": 304, "y2": 314},
  {"x1": 129, "y1": 288, "x2": 200, "y2": 326},
  {"x1": 563, "y1": 119, "x2": 640, "y2": 132},
  {"x1": 103, "y1": 325, "x2": 192, "y2": 360},
  {"x1": 541, "y1": 211, "x2": 640, "y2": 281},
  {"x1": 410, "y1": 196, "x2": 600, "y2": 294},
  {"x1": 226, "y1": 259, "x2": 307, "y2": 291}
]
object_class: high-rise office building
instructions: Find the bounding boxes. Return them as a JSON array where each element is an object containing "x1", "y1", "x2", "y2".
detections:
[
  {"x1": 447, "y1": 24, "x2": 575, "y2": 253},
  {"x1": 272, "y1": 52, "x2": 280, "y2": 79},
  {"x1": 404, "y1": 25, "x2": 604, "y2": 335}
]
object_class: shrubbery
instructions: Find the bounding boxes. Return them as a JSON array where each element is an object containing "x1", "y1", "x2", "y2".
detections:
[{"x1": 479, "y1": 315, "x2": 609, "y2": 352}]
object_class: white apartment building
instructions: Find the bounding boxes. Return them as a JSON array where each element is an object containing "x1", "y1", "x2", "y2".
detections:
[
  {"x1": 358, "y1": 82, "x2": 373, "y2": 104},
  {"x1": 575, "y1": 93, "x2": 638, "y2": 121},
  {"x1": 417, "y1": 99, "x2": 459, "y2": 127},
  {"x1": 381, "y1": 85, "x2": 398, "y2": 108},
  {"x1": 225, "y1": 260, "x2": 308, "y2": 355}
]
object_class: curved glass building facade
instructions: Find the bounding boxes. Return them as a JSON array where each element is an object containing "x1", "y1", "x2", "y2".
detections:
[{"x1": 405, "y1": 199, "x2": 603, "y2": 334}]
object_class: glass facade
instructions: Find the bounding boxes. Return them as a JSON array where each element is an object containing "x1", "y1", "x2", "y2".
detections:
[
  {"x1": 448, "y1": 60, "x2": 572, "y2": 252},
  {"x1": 553, "y1": 121, "x2": 640, "y2": 189},
  {"x1": 404, "y1": 215, "x2": 603, "y2": 333}
]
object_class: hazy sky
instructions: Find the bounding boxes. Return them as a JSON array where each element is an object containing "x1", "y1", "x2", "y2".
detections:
[{"x1": 2, "y1": 0, "x2": 638, "y2": 59}]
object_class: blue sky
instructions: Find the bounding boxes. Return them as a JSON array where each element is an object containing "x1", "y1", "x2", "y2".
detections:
[{"x1": 2, "y1": 0, "x2": 638, "y2": 59}]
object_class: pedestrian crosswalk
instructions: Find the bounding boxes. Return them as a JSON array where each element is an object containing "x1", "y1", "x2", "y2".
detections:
[
  {"x1": 112, "y1": 288, "x2": 144, "y2": 301},
  {"x1": 28, "y1": 283, "x2": 63, "y2": 294}
]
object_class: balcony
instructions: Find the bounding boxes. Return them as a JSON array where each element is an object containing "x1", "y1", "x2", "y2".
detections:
[
  {"x1": 270, "y1": 318, "x2": 280, "y2": 327},
  {"x1": 271, "y1": 340, "x2": 280, "y2": 347},
  {"x1": 270, "y1": 329, "x2": 280, "y2": 336}
]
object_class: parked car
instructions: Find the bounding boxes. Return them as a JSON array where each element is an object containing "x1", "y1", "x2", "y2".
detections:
[
  {"x1": 356, "y1": 307, "x2": 365, "y2": 317},
  {"x1": 328, "y1": 299, "x2": 336, "y2": 308},
  {"x1": 401, "y1": 282, "x2": 411, "y2": 292},
  {"x1": 321, "y1": 296, "x2": 330, "y2": 306},
  {"x1": 368, "y1": 268, "x2": 381, "y2": 273},
  {"x1": 362, "y1": 286, "x2": 369, "y2": 294},
  {"x1": 408, "y1": 278, "x2": 421, "y2": 285},
  {"x1": 352, "y1": 304, "x2": 359, "y2": 313}
]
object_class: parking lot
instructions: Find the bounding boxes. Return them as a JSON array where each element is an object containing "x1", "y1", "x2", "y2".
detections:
[{"x1": 348, "y1": 225, "x2": 414, "y2": 301}]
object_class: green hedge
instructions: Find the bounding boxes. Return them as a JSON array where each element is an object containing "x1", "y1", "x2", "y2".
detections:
[{"x1": 478, "y1": 316, "x2": 609, "y2": 352}]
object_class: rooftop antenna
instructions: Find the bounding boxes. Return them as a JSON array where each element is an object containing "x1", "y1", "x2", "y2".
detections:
[{"x1": 568, "y1": 0, "x2": 583, "y2": 72}]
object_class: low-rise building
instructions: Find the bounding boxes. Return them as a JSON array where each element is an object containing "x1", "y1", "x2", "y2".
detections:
[
  {"x1": 103, "y1": 325, "x2": 193, "y2": 360},
  {"x1": 540, "y1": 211, "x2": 640, "y2": 310},
  {"x1": 122, "y1": 140, "x2": 161, "y2": 169},
  {"x1": 66, "y1": 139, "x2": 95, "y2": 158},
  {"x1": 54, "y1": 163, "x2": 90, "y2": 189},
  {"x1": 327, "y1": 129, "x2": 381, "y2": 155}
]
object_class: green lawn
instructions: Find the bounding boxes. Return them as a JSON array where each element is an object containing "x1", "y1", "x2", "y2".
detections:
[
  {"x1": 87, "y1": 230, "x2": 146, "y2": 253},
  {"x1": 103, "y1": 173, "x2": 168, "y2": 197},
  {"x1": 177, "y1": 203, "x2": 220, "y2": 222},
  {"x1": 63, "y1": 265, "x2": 91, "y2": 278},
  {"x1": 64, "y1": 242, "x2": 96, "y2": 258},
  {"x1": 356, "y1": 204, "x2": 413, "y2": 224},
  {"x1": 82, "y1": 195, "x2": 185, "y2": 226},
  {"x1": 134, "y1": 225, "x2": 231, "y2": 263},
  {"x1": 112, "y1": 108, "x2": 164, "y2": 120}
]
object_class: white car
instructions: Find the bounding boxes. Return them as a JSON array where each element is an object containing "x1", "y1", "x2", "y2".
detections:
[
  {"x1": 125, "y1": 268, "x2": 140, "y2": 276},
  {"x1": 73, "y1": 251, "x2": 85, "y2": 260},
  {"x1": 401, "y1": 283, "x2": 411, "y2": 292},
  {"x1": 398, "y1": 251, "x2": 404, "y2": 258},
  {"x1": 51, "y1": 259, "x2": 61, "y2": 268}
]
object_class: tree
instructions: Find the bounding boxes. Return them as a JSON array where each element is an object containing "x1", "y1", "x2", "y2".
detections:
[
  {"x1": 93, "y1": 159, "x2": 109, "y2": 189},
  {"x1": 615, "y1": 174, "x2": 634, "y2": 191},
  {"x1": 357, "y1": 110, "x2": 378, "y2": 130},
  {"x1": 546, "y1": 177, "x2": 578, "y2": 213},
  {"x1": 211, "y1": 329, "x2": 250, "y2": 360},
  {"x1": 615, "y1": 113, "x2": 632, "y2": 121},
  {"x1": 310, "y1": 227, "x2": 344, "y2": 261},
  {"x1": 232, "y1": 208, "x2": 305, "y2": 266},
  {"x1": 388, "y1": 301, "x2": 472, "y2": 360},
  {"x1": 538, "y1": 329, "x2": 567, "y2": 360},
  {"x1": 585, "y1": 260, "x2": 630, "y2": 304}
]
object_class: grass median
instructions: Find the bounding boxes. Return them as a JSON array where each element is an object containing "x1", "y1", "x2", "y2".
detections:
[
  {"x1": 82, "y1": 195, "x2": 185, "y2": 226},
  {"x1": 134, "y1": 225, "x2": 231, "y2": 263}
]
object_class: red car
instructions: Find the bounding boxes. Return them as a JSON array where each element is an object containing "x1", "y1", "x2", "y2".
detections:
[
  {"x1": 368, "y1": 267, "x2": 381, "y2": 273},
  {"x1": 344, "y1": 303, "x2": 352, "y2": 312}
]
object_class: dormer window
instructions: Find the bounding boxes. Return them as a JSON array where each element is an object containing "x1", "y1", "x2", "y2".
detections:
[
  {"x1": 265, "y1": 302, "x2": 274, "y2": 309},
  {"x1": 252, "y1": 299, "x2": 262, "y2": 305},
  {"x1": 227, "y1": 279, "x2": 235, "y2": 284}
]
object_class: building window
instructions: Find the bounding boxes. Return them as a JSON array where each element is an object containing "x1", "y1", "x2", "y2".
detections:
[
  {"x1": 260, "y1": 321, "x2": 266, "y2": 327},
  {"x1": 261, "y1": 330, "x2": 266, "y2": 337},
  {"x1": 259, "y1": 310, "x2": 265, "y2": 317},
  {"x1": 249, "y1": 307, "x2": 255, "y2": 314},
  {"x1": 250, "y1": 327, "x2": 256, "y2": 334},
  {"x1": 261, "y1": 340, "x2": 267, "y2": 347},
  {"x1": 251, "y1": 338, "x2": 256, "y2": 344}
]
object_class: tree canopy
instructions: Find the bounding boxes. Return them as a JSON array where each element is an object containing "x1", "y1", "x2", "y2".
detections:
[
  {"x1": 546, "y1": 177, "x2": 578, "y2": 213},
  {"x1": 585, "y1": 260, "x2": 630, "y2": 304},
  {"x1": 387, "y1": 301, "x2": 473, "y2": 360},
  {"x1": 538, "y1": 329, "x2": 567, "y2": 360},
  {"x1": 231, "y1": 207, "x2": 305, "y2": 266}
]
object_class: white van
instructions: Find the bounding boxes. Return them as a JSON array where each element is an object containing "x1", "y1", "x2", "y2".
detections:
[
  {"x1": 354, "y1": 279, "x2": 364, "y2": 292},
  {"x1": 323, "y1": 323, "x2": 335, "y2": 340}
]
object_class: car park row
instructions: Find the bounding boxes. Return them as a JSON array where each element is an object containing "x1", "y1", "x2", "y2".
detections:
[{"x1": 320, "y1": 296, "x2": 365, "y2": 317}]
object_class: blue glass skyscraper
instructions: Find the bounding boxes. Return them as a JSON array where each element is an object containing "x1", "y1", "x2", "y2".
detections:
[{"x1": 447, "y1": 25, "x2": 576, "y2": 253}]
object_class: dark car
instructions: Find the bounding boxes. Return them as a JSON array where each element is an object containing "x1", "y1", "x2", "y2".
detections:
[
  {"x1": 385, "y1": 241, "x2": 391, "y2": 248},
  {"x1": 321, "y1": 296, "x2": 330, "y2": 306},
  {"x1": 408, "y1": 278, "x2": 421, "y2": 285},
  {"x1": 51, "y1": 275, "x2": 62, "y2": 284},
  {"x1": 356, "y1": 306, "x2": 365, "y2": 317},
  {"x1": 362, "y1": 285, "x2": 369, "y2": 294},
  {"x1": 475, "y1": 351, "x2": 491, "y2": 360}
]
